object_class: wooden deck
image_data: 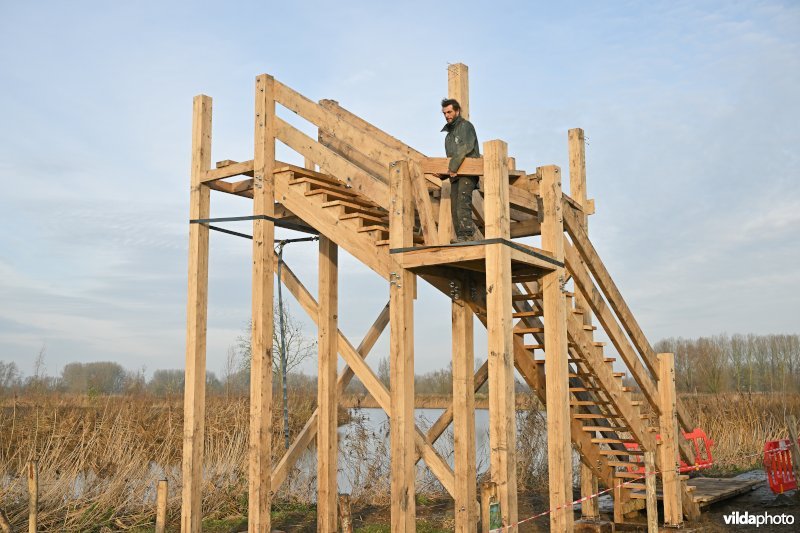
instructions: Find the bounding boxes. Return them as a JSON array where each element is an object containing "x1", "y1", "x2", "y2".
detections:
[{"x1": 630, "y1": 477, "x2": 763, "y2": 508}]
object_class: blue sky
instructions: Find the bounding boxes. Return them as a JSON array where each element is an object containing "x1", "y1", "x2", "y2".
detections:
[{"x1": 1, "y1": 1, "x2": 798, "y2": 378}]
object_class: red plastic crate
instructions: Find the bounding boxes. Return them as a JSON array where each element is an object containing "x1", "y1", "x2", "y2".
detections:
[{"x1": 764, "y1": 438, "x2": 799, "y2": 494}]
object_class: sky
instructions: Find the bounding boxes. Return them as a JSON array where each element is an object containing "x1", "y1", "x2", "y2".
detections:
[{"x1": 1, "y1": 0, "x2": 798, "y2": 380}]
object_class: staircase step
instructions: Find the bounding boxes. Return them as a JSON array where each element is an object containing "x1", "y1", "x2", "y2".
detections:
[
  {"x1": 570, "y1": 400, "x2": 610, "y2": 406},
  {"x1": 598, "y1": 449, "x2": 644, "y2": 456},
  {"x1": 340, "y1": 212, "x2": 387, "y2": 225},
  {"x1": 607, "y1": 461, "x2": 640, "y2": 468},
  {"x1": 513, "y1": 310, "x2": 543, "y2": 318},
  {"x1": 591, "y1": 438, "x2": 637, "y2": 444},
  {"x1": 572, "y1": 308, "x2": 585, "y2": 315},
  {"x1": 583, "y1": 325, "x2": 598, "y2": 331},
  {"x1": 594, "y1": 342, "x2": 607, "y2": 347},
  {"x1": 288, "y1": 173, "x2": 347, "y2": 188},
  {"x1": 307, "y1": 189, "x2": 379, "y2": 208},
  {"x1": 515, "y1": 327, "x2": 544, "y2": 334},
  {"x1": 569, "y1": 387, "x2": 600, "y2": 393},
  {"x1": 573, "y1": 413, "x2": 614, "y2": 419},
  {"x1": 523, "y1": 344, "x2": 543, "y2": 350},
  {"x1": 615, "y1": 471, "x2": 646, "y2": 479},
  {"x1": 322, "y1": 200, "x2": 387, "y2": 218},
  {"x1": 291, "y1": 177, "x2": 358, "y2": 195},
  {"x1": 613, "y1": 372, "x2": 626, "y2": 378},
  {"x1": 581, "y1": 426, "x2": 630, "y2": 432},
  {"x1": 623, "y1": 482, "x2": 647, "y2": 491}
]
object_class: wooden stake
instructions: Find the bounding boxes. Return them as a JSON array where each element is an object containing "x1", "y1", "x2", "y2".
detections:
[
  {"x1": 658, "y1": 352, "x2": 682, "y2": 527},
  {"x1": 483, "y1": 140, "x2": 518, "y2": 529},
  {"x1": 317, "y1": 237, "x2": 339, "y2": 531},
  {"x1": 249, "y1": 73, "x2": 276, "y2": 533},
  {"x1": 389, "y1": 160, "x2": 416, "y2": 532},
  {"x1": 540, "y1": 165, "x2": 574, "y2": 533},
  {"x1": 644, "y1": 451, "x2": 658, "y2": 533},
  {"x1": 27, "y1": 460, "x2": 37, "y2": 533},
  {"x1": 452, "y1": 281, "x2": 477, "y2": 533},
  {"x1": 447, "y1": 63, "x2": 470, "y2": 120},
  {"x1": 338, "y1": 494, "x2": 353, "y2": 533},
  {"x1": 156, "y1": 479, "x2": 168, "y2": 533},
  {"x1": 181, "y1": 94, "x2": 212, "y2": 533}
]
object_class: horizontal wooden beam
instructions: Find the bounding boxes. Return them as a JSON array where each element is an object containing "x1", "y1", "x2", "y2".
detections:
[{"x1": 421, "y1": 157, "x2": 525, "y2": 178}]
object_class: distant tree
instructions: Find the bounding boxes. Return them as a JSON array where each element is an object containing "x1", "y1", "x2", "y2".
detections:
[
  {"x1": 61, "y1": 361, "x2": 127, "y2": 394},
  {"x1": 236, "y1": 302, "x2": 315, "y2": 376},
  {"x1": 0, "y1": 361, "x2": 21, "y2": 391},
  {"x1": 148, "y1": 369, "x2": 185, "y2": 396}
]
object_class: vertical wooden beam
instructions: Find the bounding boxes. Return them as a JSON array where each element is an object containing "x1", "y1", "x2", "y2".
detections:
[
  {"x1": 644, "y1": 451, "x2": 658, "y2": 533},
  {"x1": 250, "y1": 74, "x2": 276, "y2": 533},
  {"x1": 447, "y1": 63, "x2": 470, "y2": 120},
  {"x1": 569, "y1": 128, "x2": 600, "y2": 513},
  {"x1": 483, "y1": 140, "x2": 518, "y2": 529},
  {"x1": 658, "y1": 352, "x2": 682, "y2": 527},
  {"x1": 27, "y1": 460, "x2": 37, "y2": 533},
  {"x1": 540, "y1": 165, "x2": 574, "y2": 532},
  {"x1": 156, "y1": 479, "x2": 168, "y2": 533},
  {"x1": 389, "y1": 160, "x2": 416, "y2": 532},
  {"x1": 181, "y1": 94, "x2": 211, "y2": 533},
  {"x1": 317, "y1": 237, "x2": 339, "y2": 531},
  {"x1": 480, "y1": 481, "x2": 499, "y2": 533},
  {"x1": 452, "y1": 278, "x2": 477, "y2": 533},
  {"x1": 580, "y1": 462, "x2": 599, "y2": 518}
]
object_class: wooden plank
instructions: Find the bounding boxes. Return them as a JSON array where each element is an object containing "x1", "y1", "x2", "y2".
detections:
[
  {"x1": 452, "y1": 286, "x2": 478, "y2": 532},
  {"x1": 319, "y1": 99, "x2": 425, "y2": 161},
  {"x1": 539, "y1": 165, "x2": 574, "y2": 533},
  {"x1": 483, "y1": 140, "x2": 518, "y2": 529},
  {"x1": 181, "y1": 94, "x2": 211, "y2": 533},
  {"x1": 422, "y1": 157, "x2": 525, "y2": 177},
  {"x1": 644, "y1": 451, "x2": 658, "y2": 533},
  {"x1": 580, "y1": 462, "x2": 599, "y2": 518},
  {"x1": 156, "y1": 479, "x2": 168, "y2": 533},
  {"x1": 389, "y1": 160, "x2": 416, "y2": 531},
  {"x1": 437, "y1": 177, "x2": 455, "y2": 243},
  {"x1": 448, "y1": 63, "x2": 470, "y2": 120},
  {"x1": 202, "y1": 159, "x2": 255, "y2": 182},
  {"x1": 274, "y1": 116, "x2": 390, "y2": 205},
  {"x1": 27, "y1": 460, "x2": 37, "y2": 533},
  {"x1": 275, "y1": 79, "x2": 404, "y2": 174},
  {"x1": 658, "y1": 352, "x2": 682, "y2": 527},
  {"x1": 317, "y1": 237, "x2": 338, "y2": 531},
  {"x1": 409, "y1": 160, "x2": 438, "y2": 244},
  {"x1": 563, "y1": 206, "x2": 695, "y2": 434},
  {"x1": 249, "y1": 74, "x2": 276, "y2": 533}
]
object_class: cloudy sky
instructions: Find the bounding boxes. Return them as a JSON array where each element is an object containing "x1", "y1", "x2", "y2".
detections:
[{"x1": 1, "y1": 0, "x2": 798, "y2": 379}]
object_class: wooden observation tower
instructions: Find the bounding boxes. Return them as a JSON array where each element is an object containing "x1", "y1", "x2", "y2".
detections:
[{"x1": 182, "y1": 64, "x2": 706, "y2": 532}]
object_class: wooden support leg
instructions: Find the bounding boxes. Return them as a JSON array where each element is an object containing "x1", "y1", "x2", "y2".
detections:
[
  {"x1": 181, "y1": 94, "x2": 211, "y2": 533},
  {"x1": 540, "y1": 165, "x2": 574, "y2": 532},
  {"x1": 317, "y1": 237, "x2": 338, "y2": 531},
  {"x1": 389, "y1": 160, "x2": 416, "y2": 532},
  {"x1": 452, "y1": 281, "x2": 477, "y2": 533},
  {"x1": 645, "y1": 451, "x2": 658, "y2": 533},
  {"x1": 658, "y1": 352, "x2": 682, "y2": 527},
  {"x1": 580, "y1": 462, "x2": 599, "y2": 519},
  {"x1": 249, "y1": 73, "x2": 276, "y2": 533},
  {"x1": 483, "y1": 140, "x2": 518, "y2": 529}
]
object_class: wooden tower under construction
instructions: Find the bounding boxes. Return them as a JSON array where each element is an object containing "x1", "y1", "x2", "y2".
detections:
[{"x1": 181, "y1": 65, "x2": 709, "y2": 532}]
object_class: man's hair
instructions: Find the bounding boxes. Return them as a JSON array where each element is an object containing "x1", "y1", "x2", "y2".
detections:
[{"x1": 441, "y1": 98, "x2": 461, "y2": 111}]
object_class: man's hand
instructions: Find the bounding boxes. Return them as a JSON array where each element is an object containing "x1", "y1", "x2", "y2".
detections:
[{"x1": 449, "y1": 171, "x2": 457, "y2": 178}]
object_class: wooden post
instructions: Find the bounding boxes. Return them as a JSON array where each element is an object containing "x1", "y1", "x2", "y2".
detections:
[
  {"x1": 338, "y1": 494, "x2": 353, "y2": 533},
  {"x1": 249, "y1": 73, "x2": 276, "y2": 533},
  {"x1": 480, "y1": 481, "x2": 499, "y2": 533},
  {"x1": 389, "y1": 160, "x2": 416, "y2": 532},
  {"x1": 569, "y1": 128, "x2": 600, "y2": 515},
  {"x1": 156, "y1": 479, "x2": 168, "y2": 533},
  {"x1": 658, "y1": 352, "x2": 682, "y2": 527},
  {"x1": 644, "y1": 451, "x2": 658, "y2": 533},
  {"x1": 447, "y1": 63, "x2": 469, "y2": 120},
  {"x1": 580, "y1": 462, "x2": 599, "y2": 518},
  {"x1": 452, "y1": 278, "x2": 477, "y2": 533},
  {"x1": 27, "y1": 460, "x2": 37, "y2": 533},
  {"x1": 787, "y1": 415, "x2": 800, "y2": 496},
  {"x1": 181, "y1": 94, "x2": 212, "y2": 533},
  {"x1": 483, "y1": 140, "x2": 518, "y2": 529},
  {"x1": 317, "y1": 237, "x2": 339, "y2": 531},
  {"x1": 540, "y1": 165, "x2": 574, "y2": 532}
]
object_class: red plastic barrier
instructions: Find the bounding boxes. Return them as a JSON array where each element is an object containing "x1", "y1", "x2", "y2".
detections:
[
  {"x1": 764, "y1": 438, "x2": 799, "y2": 494},
  {"x1": 623, "y1": 428, "x2": 714, "y2": 474}
]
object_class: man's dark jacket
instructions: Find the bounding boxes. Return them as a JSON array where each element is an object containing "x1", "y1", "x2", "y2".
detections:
[{"x1": 442, "y1": 115, "x2": 480, "y2": 174}]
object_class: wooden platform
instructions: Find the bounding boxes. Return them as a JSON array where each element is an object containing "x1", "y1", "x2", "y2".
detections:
[
  {"x1": 630, "y1": 477, "x2": 763, "y2": 508},
  {"x1": 389, "y1": 238, "x2": 561, "y2": 282}
]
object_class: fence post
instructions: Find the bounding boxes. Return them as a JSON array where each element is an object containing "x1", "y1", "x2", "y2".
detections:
[
  {"x1": 27, "y1": 460, "x2": 38, "y2": 533},
  {"x1": 156, "y1": 479, "x2": 168, "y2": 533},
  {"x1": 658, "y1": 352, "x2": 682, "y2": 526},
  {"x1": 644, "y1": 451, "x2": 658, "y2": 532},
  {"x1": 338, "y1": 494, "x2": 353, "y2": 533}
]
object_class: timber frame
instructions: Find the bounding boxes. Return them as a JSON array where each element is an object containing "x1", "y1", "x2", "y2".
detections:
[{"x1": 181, "y1": 64, "x2": 705, "y2": 532}]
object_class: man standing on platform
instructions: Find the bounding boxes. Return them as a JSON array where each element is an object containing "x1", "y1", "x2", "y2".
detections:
[{"x1": 441, "y1": 98, "x2": 481, "y2": 243}]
